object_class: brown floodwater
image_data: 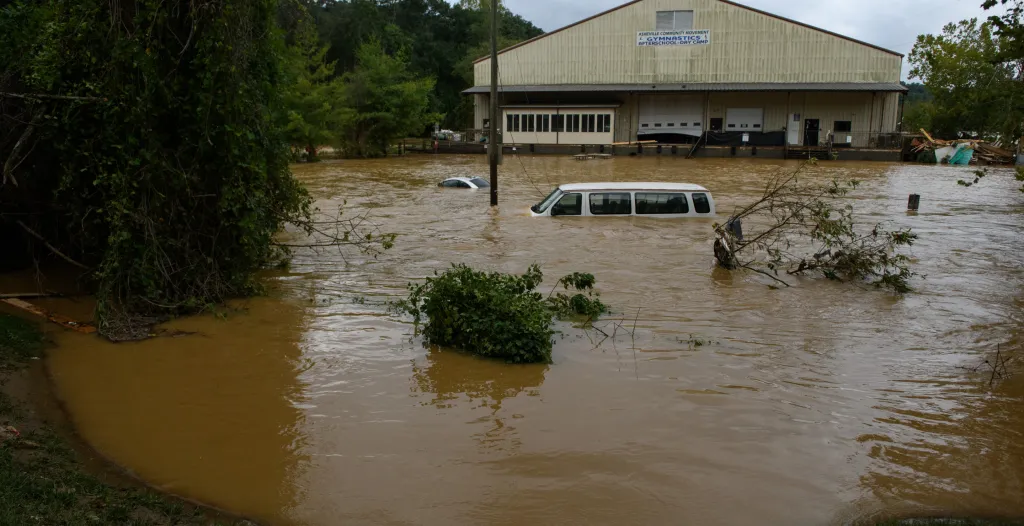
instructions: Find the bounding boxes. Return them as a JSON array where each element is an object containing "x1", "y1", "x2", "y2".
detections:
[{"x1": 40, "y1": 155, "x2": 1024, "y2": 525}]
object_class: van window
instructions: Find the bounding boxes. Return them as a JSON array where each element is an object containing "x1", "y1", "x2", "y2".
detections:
[
  {"x1": 533, "y1": 188, "x2": 562, "y2": 214},
  {"x1": 589, "y1": 193, "x2": 632, "y2": 215},
  {"x1": 635, "y1": 193, "x2": 689, "y2": 214},
  {"x1": 691, "y1": 193, "x2": 711, "y2": 214},
  {"x1": 552, "y1": 193, "x2": 582, "y2": 216}
]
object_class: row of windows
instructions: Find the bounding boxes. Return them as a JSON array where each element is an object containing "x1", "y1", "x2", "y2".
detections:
[
  {"x1": 639, "y1": 120, "x2": 856, "y2": 132},
  {"x1": 642, "y1": 122, "x2": 702, "y2": 129},
  {"x1": 552, "y1": 192, "x2": 711, "y2": 216},
  {"x1": 506, "y1": 114, "x2": 613, "y2": 134}
]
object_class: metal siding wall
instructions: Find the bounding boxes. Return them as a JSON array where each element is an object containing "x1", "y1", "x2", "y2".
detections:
[
  {"x1": 474, "y1": 94, "x2": 488, "y2": 130},
  {"x1": 615, "y1": 95, "x2": 640, "y2": 143},
  {"x1": 707, "y1": 92, "x2": 788, "y2": 131},
  {"x1": 475, "y1": 0, "x2": 901, "y2": 87},
  {"x1": 796, "y1": 92, "x2": 891, "y2": 147}
]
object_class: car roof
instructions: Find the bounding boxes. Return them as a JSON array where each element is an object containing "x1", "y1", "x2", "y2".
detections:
[
  {"x1": 557, "y1": 182, "x2": 709, "y2": 192},
  {"x1": 442, "y1": 177, "x2": 487, "y2": 182}
]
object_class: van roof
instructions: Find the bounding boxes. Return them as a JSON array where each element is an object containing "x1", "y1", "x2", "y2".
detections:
[{"x1": 558, "y1": 182, "x2": 709, "y2": 192}]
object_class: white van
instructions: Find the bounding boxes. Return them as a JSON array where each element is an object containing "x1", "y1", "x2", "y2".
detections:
[{"x1": 530, "y1": 183, "x2": 715, "y2": 217}]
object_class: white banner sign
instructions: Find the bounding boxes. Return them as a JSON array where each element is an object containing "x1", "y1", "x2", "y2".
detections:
[{"x1": 637, "y1": 30, "x2": 711, "y2": 46}]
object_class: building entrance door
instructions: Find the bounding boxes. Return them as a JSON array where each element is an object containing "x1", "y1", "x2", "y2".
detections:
[{"x1": 803, "y1": 119, "x2": 820, "y2": 146}]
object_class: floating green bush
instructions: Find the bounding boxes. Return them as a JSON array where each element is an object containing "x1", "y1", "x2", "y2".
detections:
[{"x1": 398, "y1": 265, "x2": 607, "y2": 363}]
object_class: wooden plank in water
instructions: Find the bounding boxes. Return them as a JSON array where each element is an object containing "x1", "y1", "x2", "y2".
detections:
[{"x1": 1, "y1": 298, "x2": 96, "y2": 334}]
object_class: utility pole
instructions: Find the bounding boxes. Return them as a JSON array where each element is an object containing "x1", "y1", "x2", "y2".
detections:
[{"x1": 488, "y1": 0, "x2": 499, "y2": 206}]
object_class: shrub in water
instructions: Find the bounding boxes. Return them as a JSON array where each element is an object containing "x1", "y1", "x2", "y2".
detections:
[{"x1": 399, "y1": 264, "x2": 607, "y2": 364}]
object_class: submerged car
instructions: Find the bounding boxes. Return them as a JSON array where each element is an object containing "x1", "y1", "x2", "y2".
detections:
[
  {"x1": 439, "y1": 177, "x2": 491, "y2": 189},
  {"x1": 530, "y1": 182, "x2": 715, "y2": 217}
]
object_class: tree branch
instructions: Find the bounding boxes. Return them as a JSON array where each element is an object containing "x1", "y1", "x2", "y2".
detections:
[
  {"x1": 0, "y1": 92, "x2": 107, "y2": 102},
  {"x1": 15, "y1": 220, "x2": 90, "y2": 270}
]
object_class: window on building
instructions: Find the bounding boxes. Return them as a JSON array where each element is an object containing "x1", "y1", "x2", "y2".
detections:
[
  {"x1": 691, "y1": 193, "x2": 711, "y2": 214},
  {"x1": 589, "y1": 193, "x2": 632, "y2": 215},
  {"x1": 541, "y1": 114, "x2": 550, "y2": 132},
  {"x1": 656, "y1": 10, "x2": 694, "y2": 31},
  {"x1": 603, "y1": 114, "x2": 612, "y2": 132},
  {"x1": 513, "y1": 114, "x2": 520, "y2": 132},
  {"x1": 834, "y1": 121, "x2": 852, "y2": 132},
  {"x1": 635, "y1": 193, "x2": 689, "y2": 215},
  {"x1": 506, "y1": 114, "x2": 513, "y2": 132},
  {"x1": 552, "y1": 193, "x2": 582, "y2": 216},
  {"x1": 526, "y1": 114, "x2": 535, "y2": 132},
  {"x1": 553, "y1": 114, "x2": 564, "y2": 132},
  {"x1": 571, "y1": 114, "x2": 581, "y2": 133},
  {"x1": 588, "y1": 114, "x2": 596, "y2": 133}
]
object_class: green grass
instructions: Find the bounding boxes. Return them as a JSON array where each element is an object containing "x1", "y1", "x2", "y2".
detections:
[
  {"x1": 0, "y1": 313, "x2": 44, "y2": 368},
  {"x1": 0, "y1": 314, "x2": 244, "y2": 526}
]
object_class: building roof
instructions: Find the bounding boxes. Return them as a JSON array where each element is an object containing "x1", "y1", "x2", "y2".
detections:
[
  {"x1": 558, "y1": 182, "x2": 709, "y2": 192},
  {"x1": 474, "y1": 0, "x2": 903, "y2": 65},
  {"x1": 464, "y1": 82, "x2": 908, "y2": 94}
]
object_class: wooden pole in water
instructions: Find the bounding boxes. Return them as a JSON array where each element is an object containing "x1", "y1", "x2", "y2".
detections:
[{"x1": 488, "y1": 0, "x2": 499, "y2": 206}]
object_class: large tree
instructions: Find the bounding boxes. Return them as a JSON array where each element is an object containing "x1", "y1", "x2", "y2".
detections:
[
  {"x1": 281, "y1": 16, "x2": 347, "y2": 160},
  {"x1": 0, "y1": 0, "x2": 312, "y2": 337},
  {"x1": 308, "y1": 0, "x2": 542, "y2": 130},
  {"x1": 339, "y1": 39, "x2": 439, "y2": 157},
  {"x1": 909, "y1": 18, "x2": 1024, "y2": 140}
]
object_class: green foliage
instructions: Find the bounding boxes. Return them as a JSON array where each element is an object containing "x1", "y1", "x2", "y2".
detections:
[
  {"x1": 337, "y1": 39, "x2": 440, "y2": 157},
  {"x1": 959, "y1": 167, "x2": 1024, "y2": 193},
  {"x1": 0, "y1": 0, "x2": 312, "y2": 337},
  {"x1": 309, "y1": 0, "x2": 542, "y2": 129},
  {"x1": 280, "y1": 14, "x2": 347, "y2": 160},
  {"x1": 547, "y1": 272, "x2": 608, "y2": 320},
  {"x1": 909, "y1": 18, "x2": 1024, "y2": 140},
  {"x1": 398, "y1": 265, "x2": 608, "y2": 364},
  {"x1": 0, "y1": 315, "x2": 42, "y2": 368},
  {"x1": 901, "y1": 83, "x2": 935, "y2": 134}
]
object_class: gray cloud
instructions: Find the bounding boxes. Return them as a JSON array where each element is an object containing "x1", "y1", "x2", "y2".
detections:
[{"x1": 496, "y1": 0, "x2": 1004, "y2": 79}]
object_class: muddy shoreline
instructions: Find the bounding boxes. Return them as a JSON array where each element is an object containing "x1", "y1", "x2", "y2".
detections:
[{"x1": 0, "y1": 310, "x2": 255, "y2": 526}]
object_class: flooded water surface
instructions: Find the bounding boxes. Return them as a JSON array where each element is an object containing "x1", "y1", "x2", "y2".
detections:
[{"x1": 44, "y1": 156, "x2": 1024, "y2": 525}]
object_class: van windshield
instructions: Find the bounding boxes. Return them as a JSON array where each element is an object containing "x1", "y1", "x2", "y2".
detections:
[{"x1": 532, "y1": 188, "x2": 562, "y2": 214}]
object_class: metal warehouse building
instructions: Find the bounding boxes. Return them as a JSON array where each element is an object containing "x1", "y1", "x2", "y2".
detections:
[{"x1": 464, "y1": 0, "x2": 907, "y2": 157}]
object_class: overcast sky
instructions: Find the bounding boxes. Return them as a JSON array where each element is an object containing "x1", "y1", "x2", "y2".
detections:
[{"x1": 490, "y1": 0, "x2": 1004, "y2": 80}]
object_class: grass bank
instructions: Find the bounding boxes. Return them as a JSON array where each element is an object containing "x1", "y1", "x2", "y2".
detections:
[{"x1": 0, "y1": 313, "x2": 247, "y2": 526}]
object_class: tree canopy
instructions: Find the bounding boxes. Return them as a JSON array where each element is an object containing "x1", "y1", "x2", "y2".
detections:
[
  {"x1": 307, "y1": 0, "x2": 543, "y2": 130},
  {"x1": 908, "y1": 18, "x2": 1024, "y2": 140}
]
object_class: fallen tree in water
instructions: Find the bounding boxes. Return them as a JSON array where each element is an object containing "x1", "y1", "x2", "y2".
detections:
[
  {"x1": 396, "y1": 265, "x2": 607, "y2": 364},
  {"x1": 713, "y1": 162, "x2": 918, "y2": 293}
]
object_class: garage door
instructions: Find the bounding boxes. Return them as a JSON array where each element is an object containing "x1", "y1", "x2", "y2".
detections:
[
  {"x1": 725, "y1": 108, "x2": 763, "y2": 131},
  {"x1": 638, "y1": 96, "x2": 703, "y2": 137}
]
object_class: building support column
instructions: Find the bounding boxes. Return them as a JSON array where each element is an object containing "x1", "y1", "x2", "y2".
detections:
[
  {"x1": 869, "y1": 92, "x2": 877, "y2": 148},
  {"x1": 784, "y1": 91, "x2": 791, "y2": 157},
  {"x1": 898, "y1": 91, "x2": 907, "y2": 134}
]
